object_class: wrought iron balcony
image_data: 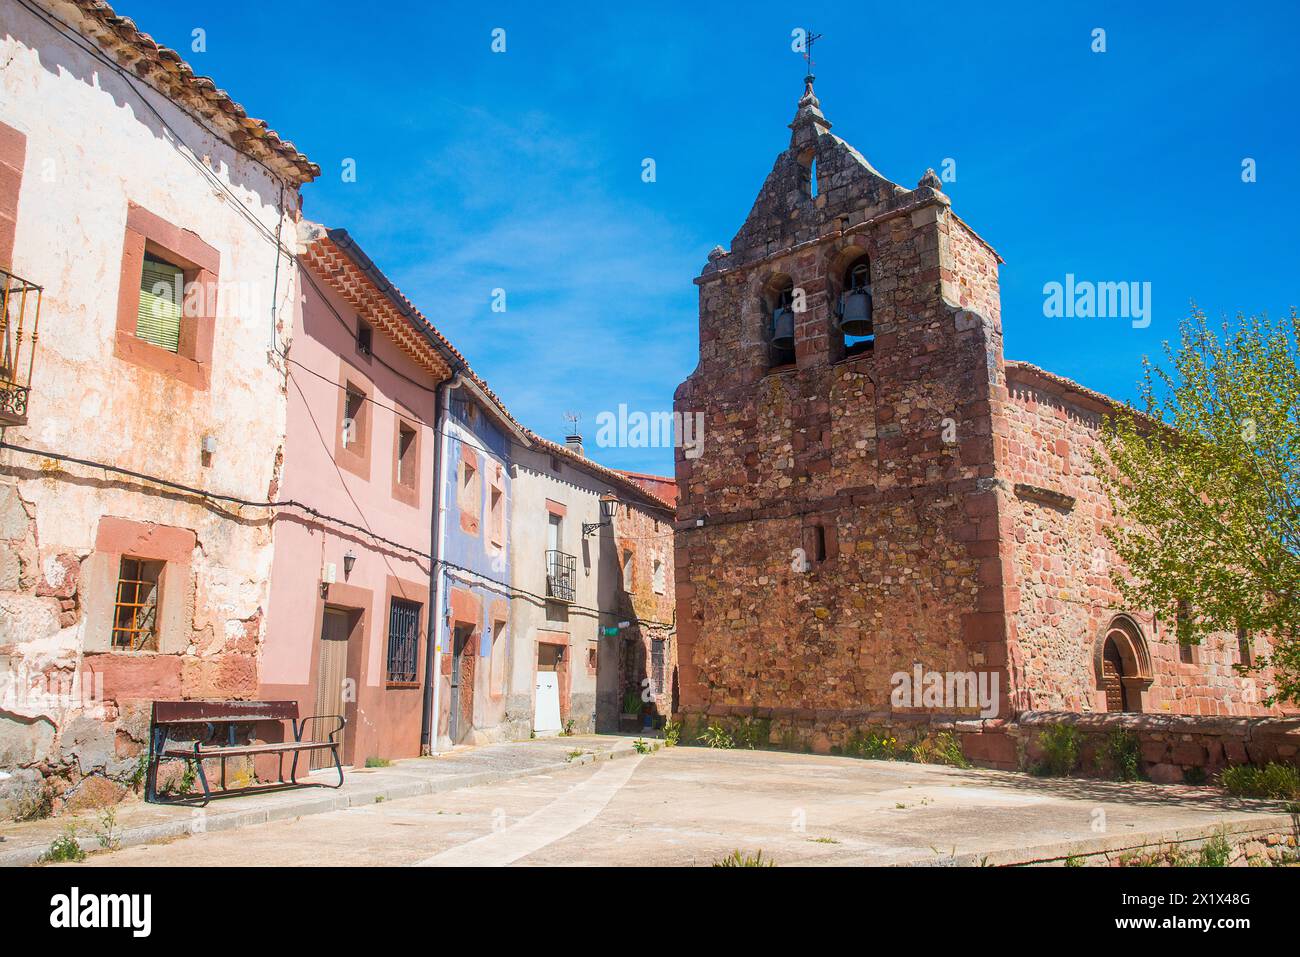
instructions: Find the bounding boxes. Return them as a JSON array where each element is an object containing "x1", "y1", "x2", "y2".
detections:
[
  {"x1": 0, "y1": 268, "x2": 42, "y2": 427},
  {"x1": 545, "y1": 549, "x2": 577, "y2": 603}
]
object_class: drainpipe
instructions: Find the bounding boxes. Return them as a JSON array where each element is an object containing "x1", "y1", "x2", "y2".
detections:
[{"x1": 421, "y1": 372, "x2": 463, "y2": 754}]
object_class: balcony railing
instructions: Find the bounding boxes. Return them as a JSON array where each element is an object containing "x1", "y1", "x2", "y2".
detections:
[
  {"x1": 0, "y1": 268, "x2": 42, "y2": 427},
  {"x1": 545, "y1": 549, "x2": 577, "y2": 604}
]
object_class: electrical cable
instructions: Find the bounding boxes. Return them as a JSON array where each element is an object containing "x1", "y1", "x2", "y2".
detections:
[{"x1": 0, "y1": 439, "x2": 675, "y2": 629}]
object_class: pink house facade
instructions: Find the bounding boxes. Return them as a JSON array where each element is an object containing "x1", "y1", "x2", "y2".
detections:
[{"x1": 260, "y1": 227, "x2": 457, "y2": 766}]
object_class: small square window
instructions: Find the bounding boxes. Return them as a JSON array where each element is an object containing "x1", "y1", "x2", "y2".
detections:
[
  {"x1": 113, "y1": 557, "x2": 163, "y2": 651},
  {"x1": 136, "y1": 254, "x2": 185, "y2": 353},
  {"x1": 356, "y1": 320, "x2": 373, "y2": 357}
]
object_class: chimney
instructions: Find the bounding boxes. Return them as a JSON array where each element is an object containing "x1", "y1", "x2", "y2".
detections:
[{"x1": 565, "y1": 433, "x2": 584, "y2": 457}]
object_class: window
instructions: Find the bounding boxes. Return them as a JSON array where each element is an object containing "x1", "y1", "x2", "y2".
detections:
[
  {"x1": 489, "y1": 619, "x2": 507, "y2": 696},
  {"x1": 651, "y1": 638, "x2": 666, "y2": 695},
  {"x1": 343, "y1": 385, "x2": 365, "y2": 449},
  {"x1": 652, "y1": 556, "x2": 665, "y2": 595},
  {"x1": 1176, "y1": 600, "x2": 1194, "y2": 664},
  {"x1": 1237, "y1": 626, "x2": 1253, "y2": 666},
  {"x1": 835, "y1": 255, "x2": 874, "y2": 358},
  {"x1": 112, "y1": 557, "x2": 163, "y2": 651},
  {"x1": 489, "y1": 483, "x2": 505, "y2": 548},
  {"x1": 547, "y1": 512, "x2": 563, "y2": 552},
  {"x1": 396, "y1": 422, "x2": 417, "y2": 488},
  {"x1": 356, "y1": 319, "x2": 373, "y2": 357},
  {"x1": 766, "y1": 277, "x2": 796, "y2": 368},
  {"x1": 136, "y1": 254, "x2": 184, "y2": 353},
  {"x1": 622, "y1": 549, "x2": 634, "y2": 590},
  {"x1": 386, "y1": 597, "x2": 421, "y2": 685},
  {"x1": 114, "y1": 203, "x2": 219, "y2": 389},
  {"x1": 798, "y1": 148, "x2": 817, "y2": 199}
]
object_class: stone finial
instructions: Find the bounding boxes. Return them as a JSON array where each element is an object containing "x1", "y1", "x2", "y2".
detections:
[
  {"x1": 799, "y1": 73, "x2": 820, "y2": 109},
  {"x1": 788, "y1": 74, "x2": 832, "y2": 145},
  {"x1": 707, "y1": 245, "x2": 729, "y2": 262},
  {"x1": 918, "y1": 168, "x2": 943, "y2": 191}
]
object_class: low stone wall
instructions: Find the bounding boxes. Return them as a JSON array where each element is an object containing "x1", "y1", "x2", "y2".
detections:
[
  {"x1": 1011, "y1": 710, "x2": 1300, "y2": 783},
  {"x1": 678, "y1": 706, "x2": 1019, "y2": 768}
]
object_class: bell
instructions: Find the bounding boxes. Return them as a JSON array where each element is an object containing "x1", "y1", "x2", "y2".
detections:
[
  {"x1": 838, "y1": 289, "x2": 873, "y2": 336},
  {"x1": 771, "y1": 306, "x2": 795, "y2": 350}
]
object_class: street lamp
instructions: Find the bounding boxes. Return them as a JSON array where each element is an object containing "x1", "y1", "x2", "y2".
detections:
[{"x1": 583, "y1": 495, "x2": 620, "y2": 538}]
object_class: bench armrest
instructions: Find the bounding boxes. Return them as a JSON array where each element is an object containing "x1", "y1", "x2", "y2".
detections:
[{"x1": 295, "y1": 714, "x2": 346, "y2": 743}]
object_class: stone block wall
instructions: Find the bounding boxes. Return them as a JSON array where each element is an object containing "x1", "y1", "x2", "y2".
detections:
[
  {"x1": 999, "y1": 365, "x2": 1283, "y2": 716},
  {"x1": 1012, "y1": 710, "x2": 1300, "y2": 783},
  {"x1": 673, "y1": 80, "x2": 1011, "y2": 729}
]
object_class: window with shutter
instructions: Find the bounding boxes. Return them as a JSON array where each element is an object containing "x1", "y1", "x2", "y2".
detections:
[{"x1": 136, "y1": 254, "x2": 184, "y2": 353}]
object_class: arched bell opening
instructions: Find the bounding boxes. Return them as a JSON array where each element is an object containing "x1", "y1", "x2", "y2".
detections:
[
  {"x1": 831, "y1": 251, "x2": 873, "y2": 360},
  {"x1": 761, "y1": 273, "x2": 797, "y2": 369}
]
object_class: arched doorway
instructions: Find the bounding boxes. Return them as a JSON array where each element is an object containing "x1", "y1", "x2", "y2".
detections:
[
  {"x1": 1102, "y1": 636, "x2": 1130, "y2": 712},
  {"x1": 1094, "y1": 616, "x2": 1152, "y2": 713}
]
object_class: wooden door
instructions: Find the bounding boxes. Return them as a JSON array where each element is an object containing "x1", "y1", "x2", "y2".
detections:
[
  {"x1": 1103, "y1": 640, "x2": 1127, "y2": 713},
  {"x1": 312, "y1": 609, "x2": 350, "y2": 769}
]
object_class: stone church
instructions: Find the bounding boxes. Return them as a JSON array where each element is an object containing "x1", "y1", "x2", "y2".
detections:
[{"x1": 672, "y1": 75, "x2": 1285, "y2": 766}]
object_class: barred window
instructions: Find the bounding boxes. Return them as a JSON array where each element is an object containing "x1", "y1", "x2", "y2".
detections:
[
  {"x1": 651, "y1": 638, "x2": 666, "y2": 695},
  {"x1": 386, "y1": 597, "x2": 421, "y2": 685},
  {"x1": 112, "y1": 557, "x2": 163, "y2": 651}
]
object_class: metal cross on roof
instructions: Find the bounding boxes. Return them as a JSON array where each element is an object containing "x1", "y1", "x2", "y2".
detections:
[{"x1": 802, "y1": 29, "x2": 824, "y2": 72}]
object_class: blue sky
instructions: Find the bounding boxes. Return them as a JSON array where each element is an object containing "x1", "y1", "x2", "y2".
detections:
[{"x1": 121, "y1": 1, "x2": 1299, "y2": 474}]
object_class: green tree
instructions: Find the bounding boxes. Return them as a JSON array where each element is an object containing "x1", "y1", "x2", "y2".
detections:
[{"x1": 1096, "y1": 307, "x2": 1300, "y2": 705}]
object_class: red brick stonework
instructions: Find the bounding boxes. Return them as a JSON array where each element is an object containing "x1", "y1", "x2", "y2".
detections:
[{"x1": 671, "y1": 78, "x2": 1290, "y2": 762}]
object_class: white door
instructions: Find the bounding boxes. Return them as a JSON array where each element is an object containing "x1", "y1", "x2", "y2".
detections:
[{"x1": 534, "y1": 672, "x2": 561, "y2": 732}]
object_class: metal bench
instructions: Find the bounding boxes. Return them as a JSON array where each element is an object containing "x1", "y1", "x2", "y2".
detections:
[{"x1": 146, "y1": 700, "x2": 345, "y2": 806}]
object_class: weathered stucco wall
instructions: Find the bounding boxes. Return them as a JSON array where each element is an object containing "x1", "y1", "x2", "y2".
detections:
[{"x1": 0, "y1": 3, "x2": 303, "y2": 816}]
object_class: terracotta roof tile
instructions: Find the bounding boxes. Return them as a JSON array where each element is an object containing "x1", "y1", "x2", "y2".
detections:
[{"x1": 49, "y1": 0, "x2": 318, "y2": 184}]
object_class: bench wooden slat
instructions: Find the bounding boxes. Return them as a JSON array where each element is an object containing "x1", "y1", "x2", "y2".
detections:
[
  {"x1": 152, "y1": 700, "x2": 299, "y2": 723},
  {"x1": 162, "y1": 740, "x2": 335, "y2": 758}
]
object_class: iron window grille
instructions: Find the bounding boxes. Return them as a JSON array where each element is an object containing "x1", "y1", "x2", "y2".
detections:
[
  {"x1": 0, "y1": 267, "x2": 42, "y2": 427},
  {"x1": 546, "y1": 549, "x2": 577, "y2": 603},
  {"x1": 386, "y1": 597, "x2": 421, "y2": 685},
  {"x1": 112, "y1": 557, "x2": 162, "y2": 651}
]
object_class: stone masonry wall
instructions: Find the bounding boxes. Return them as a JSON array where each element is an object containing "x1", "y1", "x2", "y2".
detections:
[
  {"x1": 673, "y1": 80, "x2": 1013, "y2": 757},
  {"x1": 1000, "y1": 365, "x2": 1282, "y2": 717}
]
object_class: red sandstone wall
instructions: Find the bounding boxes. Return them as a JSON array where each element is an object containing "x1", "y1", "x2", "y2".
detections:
[
  {"x1": 999, "y1": 366, "x2": 1284, "y2": 717},
  {"x1": 673, "y1": 107, "x2": 1010, "y2": 733}
]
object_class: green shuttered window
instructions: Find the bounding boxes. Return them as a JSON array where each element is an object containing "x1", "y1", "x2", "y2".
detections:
[{"x1": 136, "y1": 255, "x2": 184, "y2": 353}]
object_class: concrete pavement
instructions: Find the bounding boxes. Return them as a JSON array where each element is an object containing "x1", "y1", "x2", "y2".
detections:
[
  {"x1": 35, "y1": 745, "x2": 1300, "y2": 867},
  {"x1": 0, "y1": 734, "x2": 650, "y2": 867}
]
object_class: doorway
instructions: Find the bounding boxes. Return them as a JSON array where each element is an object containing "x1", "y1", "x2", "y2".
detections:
[
  {"x1": 449, "y1": 624, "x2": 475, "y2": 744},
  {"x1": 312, "y1": 608, "x2": 351, "y2": 769},
  {"x1": 534, "y1": 643, "x2": 562, "y2": 733},
  {"x1": 1102, "y1": 637, "x2": 1129, "y2": 712}
]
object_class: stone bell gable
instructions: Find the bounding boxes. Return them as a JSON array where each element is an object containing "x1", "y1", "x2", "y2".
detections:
[{"x1": 673, "y1": 75, "x2": 1015, "y2": 750}]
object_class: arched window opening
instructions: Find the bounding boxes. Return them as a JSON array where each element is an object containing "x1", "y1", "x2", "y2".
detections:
[
  {"x1": 765, "y1": 277, "x2": 797, "y2": 368},
  {"x1": 835, "y1": 255, "x2": 874, "y2": 358},
  {"x1": 797, "y1": 148, "x2": 817, "y2": 199}
]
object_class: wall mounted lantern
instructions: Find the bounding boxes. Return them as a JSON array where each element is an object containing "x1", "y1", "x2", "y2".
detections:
[
  {"x1": 343, "y1": 549, "x2": 357, "y2": 579},
  {"x1": 583, "y1": 495, "x2": 620, "y2": 538}
]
